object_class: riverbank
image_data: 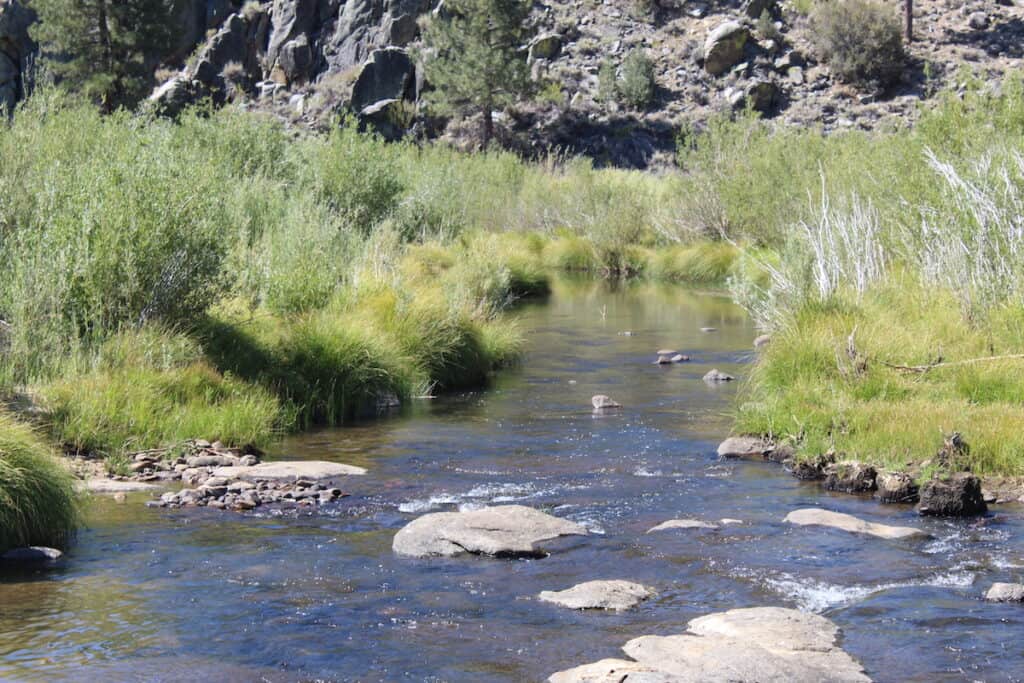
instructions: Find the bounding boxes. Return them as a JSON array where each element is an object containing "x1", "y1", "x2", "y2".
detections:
[{"x1": 4, "y1": 78, "x2": 1024, "y2": 550}]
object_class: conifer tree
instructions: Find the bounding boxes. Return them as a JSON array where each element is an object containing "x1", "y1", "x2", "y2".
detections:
[
  {"x1": 419, "y1": 0, "x2": 533, "y2": 149},
  {"x1": 29, "y1": 0, "x2": 174, "y2": 111}
]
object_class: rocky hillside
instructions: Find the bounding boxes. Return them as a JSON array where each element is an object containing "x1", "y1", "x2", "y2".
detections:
[{"x1": 4, "y1": 0, "x2": 1024, "y2": 167}]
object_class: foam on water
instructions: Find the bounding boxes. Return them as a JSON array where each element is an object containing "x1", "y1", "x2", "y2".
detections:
[{"x1": 758, "y1": 570, "x2": 977, "y2": 612}]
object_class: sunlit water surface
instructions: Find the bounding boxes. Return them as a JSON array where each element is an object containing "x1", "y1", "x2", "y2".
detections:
[{"x1": 3, "y1": 278, "x2": 1024, "y2": 682}]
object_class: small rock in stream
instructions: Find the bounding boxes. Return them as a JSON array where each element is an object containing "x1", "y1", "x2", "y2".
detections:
[
  {"x1": 539, "y1": 580, "x2": 655, "y2": 610},
  {"x1": 986, "y1": 582, "x2": 1024, "y2": 602},
  {"x1": 591, "y1": 395, "x2": 622, "y2": 411},
  {"x1": 702, "y1": 369, "x2": 734, "y2": 383}
]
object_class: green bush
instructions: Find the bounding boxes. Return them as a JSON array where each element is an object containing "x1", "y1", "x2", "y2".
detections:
[
  {"x1": 598, "y1": 50, "x2": 656, "y2": 110},
  {"x1": 809, "y1": 0, "x2": 906, "y2": 87},
  {"x1": 0, "y1": 414, "x2": 79, "y2": 553}
]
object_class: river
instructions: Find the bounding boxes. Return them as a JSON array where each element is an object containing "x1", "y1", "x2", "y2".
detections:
[{"x1": 2, "y1": 277, "x2": 1023, "y2": 682}]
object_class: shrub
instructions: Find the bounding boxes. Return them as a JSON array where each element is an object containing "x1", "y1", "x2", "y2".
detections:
[
  {"x1": 809, "y1": 0, "x2": 905, "y2": 87},
  {"x1": 598, "y1": 50, "x2": 656, "y2": 110},
  {"x1": 0, "y1": 414, "x2": 79, "y2": 553},
  {"x1": 619, "y1": 50, "x2": 657, "y2": 110}
]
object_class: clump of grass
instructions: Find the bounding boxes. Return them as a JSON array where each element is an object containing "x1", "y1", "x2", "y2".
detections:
[
  {"x1": 647, "y1": 242, "x2": 740, "y2": 284},
  {"x1": 0, "y1": 413, "x2": 79, "y2": 553},
  {"x1": 40, "y1": 326, "x2": 281, "y2": 456}
]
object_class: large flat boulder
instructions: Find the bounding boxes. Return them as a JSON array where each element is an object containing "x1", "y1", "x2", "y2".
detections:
[
  {"x1": 393, "y1": 505, "x2": 587, "y2": 558},
  {"x1": 549, "y1": 607, "x2": 870, "y2": 682},
  {"x1": 986, "y1": 582, "x2": 1024, "y2": 602},
  {"x1": 539, "y1": 580, "x2": 655, "y2": 610},
  {"x1": 785, "y1": 508, "x2": 928, "y2": 540},
  {"x1": 212, "y1": 460, "x2": 366, "y2": 484}
]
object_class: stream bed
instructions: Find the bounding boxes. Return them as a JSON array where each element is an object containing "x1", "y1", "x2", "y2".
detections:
[{"x1": 2, "y1": 278, "x2": 1024, "y2": 682}]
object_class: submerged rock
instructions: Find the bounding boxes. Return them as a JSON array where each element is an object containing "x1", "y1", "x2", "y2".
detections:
[
  {"x1": 1, "y1": 546, "x2": 63, "y2": 563},
  {"x1": 392, "y1": 505, "x2": 587, "y2": 558},
  {"x1": 785, "y1": 508, "x2": 929, "y2": 540},
  {"x1": 83, "y1": 479, "x2": 160, "y2": 493},
  {"x1": 824, "y1": 461, "x2": 877, "y2": 494},
  {"x1": 539, "y1": 580, "x2": 654, "y2": 610},
  {"x1": 875, "y1": 471, "x2": 920, "y2": 504},
  {"x1": 702, "y1": 369, "x2": 734, "y2": 383},
  {"x1": 917, "y1": 473, "x2": 987, "y2": 517},
  {"x1": 591, "y1": 395, "x2": 622, "y2": 411},
  {"x1": 986, "y1": 582, "x2": 1024, "y2": 602},
  {"x1": 548, "y1": 606, "x2": 870, "y2": 682},
  {"x1": 647, "y1": 519, "x2": 719, "y2": 532}
]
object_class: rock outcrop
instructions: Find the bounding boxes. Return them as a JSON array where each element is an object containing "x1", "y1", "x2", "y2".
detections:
[
  {"x1": 539, "y1": 580, "x2": 655, "y2": 610},
  {"x1": 393, "y1": 505, "x2": 588, "y2": 558},
  {"x1": 785, "y1": 508, "x2": 929, "y2": 540},
  {"x1": 548, "y1": 606, "x2": 871, "y2": 682}
]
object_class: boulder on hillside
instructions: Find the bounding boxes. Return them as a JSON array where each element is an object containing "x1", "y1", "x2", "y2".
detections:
[
  {"x1": 350, "y1": 47, "x2": 416, "y2": 114},
  {"x1": 0, "y1": 0, "x2": 35, "y2": 113},
  {"x1": 745, "y1": 79, "x2": 781, "y2": 113},
  {"x1": 278, "y1": 34, "x2": 314, "y2": 84},
  {"x1": 539, "y1": 580, "x2": 655, "y2": 610},
  {"x1": 703, "y1": 22, "x2": 750, "y2": 76},
  {"x1": 359, "y1": 97, "x2": 415, "y2": 141},
  {"x1": 393, "y1": 505, "x2": 588, "y2": 558},
  {"x1": 744, "y1": 0, "x2": 780, "y2": 18},
  {"x1": 917, "y1": 473, "x2": 987, "y2": 516},
  {"x1": 785, "y1": 508, "x2": 929, "y2": 540},
  {"x1": 548, "y1": 606, "x2": 870, "y2": 682},
  {"x1": 529, "y1": 33, "x2": 563, "y2": 62}
]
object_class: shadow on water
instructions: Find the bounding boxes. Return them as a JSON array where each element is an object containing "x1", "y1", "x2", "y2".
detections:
[{"x1": 3, "y1": 276, "x2": 1024, "y2": 681}]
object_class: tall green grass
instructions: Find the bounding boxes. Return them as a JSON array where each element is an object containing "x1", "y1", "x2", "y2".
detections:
[{"x1": 0, "y1": 414, "x2": 79, "y2": 553}]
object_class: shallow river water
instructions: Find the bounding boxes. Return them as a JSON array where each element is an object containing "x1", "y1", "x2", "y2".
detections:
[{"x1": 3, "y1": 278, "x2": 1024, "y2": 682}]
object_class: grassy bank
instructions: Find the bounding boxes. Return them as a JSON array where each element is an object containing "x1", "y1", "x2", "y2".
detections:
[{"x1": 0, "y1": 414, "x2": 79, "y2": 554}]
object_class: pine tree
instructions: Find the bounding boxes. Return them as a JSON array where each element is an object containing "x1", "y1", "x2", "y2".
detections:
[
  {"x1": 419, "y1": 0, "x2": 533, "y2": 149},
  {"x1": 29, "y1": 0, "x2": 174, "y2": 111}
]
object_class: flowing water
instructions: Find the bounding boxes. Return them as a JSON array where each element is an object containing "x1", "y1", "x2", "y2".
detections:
[{"x1": 3, "y1": 277, "x2": 1024, "y2": 682}]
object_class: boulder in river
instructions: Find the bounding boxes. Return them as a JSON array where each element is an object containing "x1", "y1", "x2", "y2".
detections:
[
  {"x1": 985, "y1": 582, "x2": 1024, "y2": 602},
  {"x1": 211, "y1": 460, "x2": 366, "y2": 484},
  {"x1": 917, "y1": 473, "x2": 987, "y2": 516},
  {"x1": 393, "y1": 505, "x2": 588, "y2": 558},
  {"x1": 824, "y1": 461, "x2": 877, "y2": 494},
  {"x1": 591, "y1": 395, "x2": 622, "y2": 411},
  {"x1": 647, "y1": 519, "x2": 719, "y2": 532},
  {"x1": 539, "y1": 580, "x2": 655, "y2": 610},
  {"x1": 785, "y1": 508, "x2": 929, "y2": 540},
  {"x1": 717, "y1": 435, "x2": 773, "y2": 460},
  {"x1": 702, "y1": 369, "x2": 734, "y2": 383},
  {"x1": 875, "y1": 471, "x2": 919, "y2": 504},
  {"x1": 548, "y1": 606, "x2": 870, "y2": 682},
  {"x1": 1, "y1": 546, "x2": 63, "y2": 564}
]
